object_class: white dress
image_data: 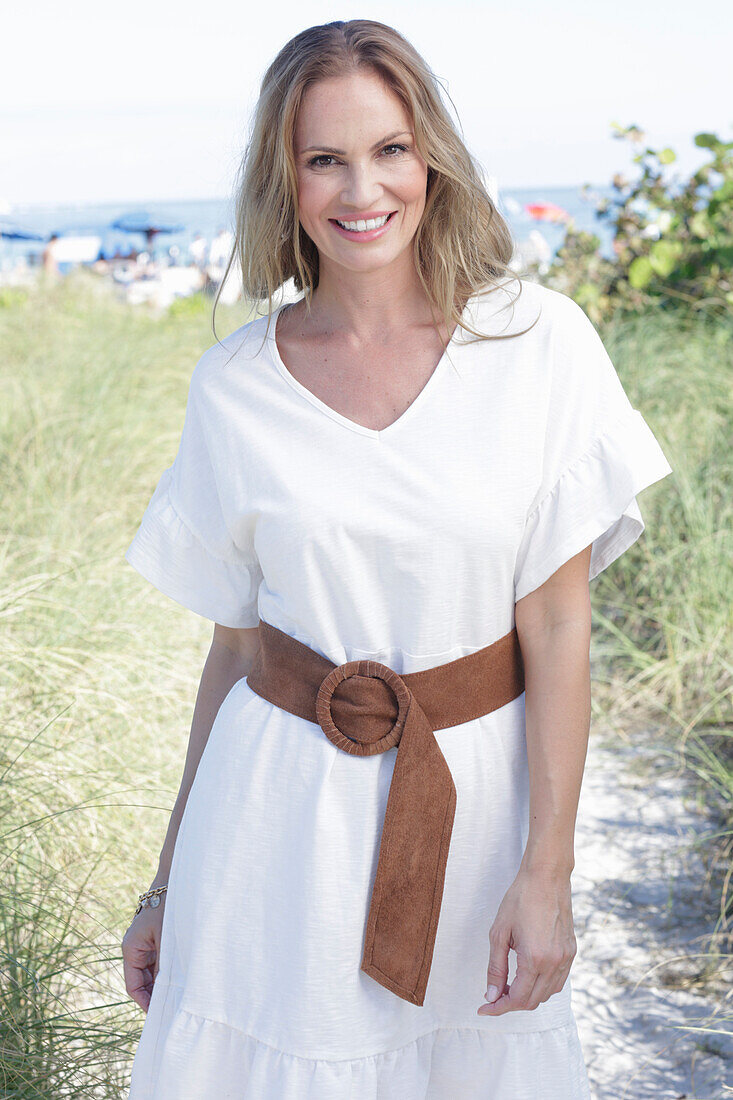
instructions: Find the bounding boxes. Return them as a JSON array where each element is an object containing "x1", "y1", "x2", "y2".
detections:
[{"x1": 124, "y1": 277, "x2": 673, "y2": 1099}]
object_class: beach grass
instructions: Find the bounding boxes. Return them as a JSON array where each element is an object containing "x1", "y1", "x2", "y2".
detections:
[{"x1": 1, "y1": 267, "x2": 730, "y2": 1094}]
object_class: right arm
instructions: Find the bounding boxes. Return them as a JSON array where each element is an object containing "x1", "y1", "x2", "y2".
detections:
[{"x1": 121, "y1": 623, "x2": 260, "y2": 1012}]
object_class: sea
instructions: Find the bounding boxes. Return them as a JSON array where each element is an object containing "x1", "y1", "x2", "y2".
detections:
[{"x1": 1, "y1": 183, "x2": 618, "y2": 273}]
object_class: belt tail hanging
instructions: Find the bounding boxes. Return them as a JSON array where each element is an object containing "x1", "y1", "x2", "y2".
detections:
[{"x1": 360, "y1": 692, "x2": 457, "y2": 1006}]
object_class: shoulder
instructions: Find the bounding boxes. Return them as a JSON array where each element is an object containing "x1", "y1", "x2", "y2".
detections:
[
  {"x1": 460, "y1": 279, "x2": 620, "y2": 412},
  {"x1": 188, "y1": 309, "x2": 276, "y2": 398},
  {"x1": 472, "y1": 282, "x2": 612, "y2": 399},
  {"x1": 463, "y1": 277, "x2": 593, "y2": 340}
]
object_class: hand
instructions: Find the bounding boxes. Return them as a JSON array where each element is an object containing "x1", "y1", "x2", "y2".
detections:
[
  {"x1": 122, "y1": 901, "x2": 166, "y2": 1013},
  {"x1": 477, "y1": 865, "x2": 576, "y2": 1015}
]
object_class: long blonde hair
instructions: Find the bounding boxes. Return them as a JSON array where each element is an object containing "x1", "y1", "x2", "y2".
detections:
[{"x1": 213, "y1": 19, "x2": 538, "y2": 345}]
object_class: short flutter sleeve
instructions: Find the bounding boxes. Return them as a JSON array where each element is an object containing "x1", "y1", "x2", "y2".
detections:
[
  {"x1": 513, "y1": 295, "x2": 673, "y2": 603},
  {"x1": 124, "y1": 355, "x2": 263, "y2": 628}
]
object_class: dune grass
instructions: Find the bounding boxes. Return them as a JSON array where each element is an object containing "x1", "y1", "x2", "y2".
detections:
[
  {"x1": 1, "y1": 268, "x2": 730, "y2": 1095},
  {"x1": 584, "y1": 301, "x2": 733, "y2": 967},
  {"x1": 1, "y1": 271, "x2": 252, "y2": 1095}
]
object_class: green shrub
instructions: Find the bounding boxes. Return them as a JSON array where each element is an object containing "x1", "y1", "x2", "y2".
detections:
[{"x1": 540, "y1": 126, "x2": 733, "y2": 324}]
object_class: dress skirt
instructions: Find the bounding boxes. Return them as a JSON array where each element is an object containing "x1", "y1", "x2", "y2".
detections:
[{"x1": 127, "y1": 677, "x2": 591, "y2": 1099}]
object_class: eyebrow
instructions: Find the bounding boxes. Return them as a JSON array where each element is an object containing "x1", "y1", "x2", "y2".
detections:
[{"x1": 300, "y1": 130, "x2": 412, "y2": 155}]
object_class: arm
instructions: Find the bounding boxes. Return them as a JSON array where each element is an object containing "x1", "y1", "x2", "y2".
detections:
[
  {"x1": 516, "y1": 542, "x2": 592, "y2": 877},
  {"x1": 122, "y1": 623, "x2": 260, "y2": 1011},
  {"x1": 478, "y1": 543, "x2": 592, "y2": 1016}
]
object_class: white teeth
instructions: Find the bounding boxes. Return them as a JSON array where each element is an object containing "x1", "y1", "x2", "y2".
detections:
[{"x1": 335, "y1": 214, "x2": 391, "y2": 232}]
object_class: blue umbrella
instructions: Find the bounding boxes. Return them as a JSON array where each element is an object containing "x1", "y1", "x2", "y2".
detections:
[
  {"x1": 0, "y1": 220, "x2": 44, "y2": 241},
  {"x1": 111, "y1": 210, "x2": 185, "y2": 251}
]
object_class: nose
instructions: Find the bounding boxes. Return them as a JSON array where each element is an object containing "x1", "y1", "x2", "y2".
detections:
[{"x1": 339, "y1": 162, "x2": 384, "y2": 213}]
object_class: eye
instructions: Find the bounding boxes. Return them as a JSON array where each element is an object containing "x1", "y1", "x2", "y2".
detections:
[
  {"x1": 307, "y1": 154, "x2": 338, "y2": 168},
  {"x1": 307, "y1": 143, "x2": 409, "y2": 168}
]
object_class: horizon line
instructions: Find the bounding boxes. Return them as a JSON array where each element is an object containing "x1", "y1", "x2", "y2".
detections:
[{"x1": 5, "y1": 181, "x2": 612, "y2": 212}]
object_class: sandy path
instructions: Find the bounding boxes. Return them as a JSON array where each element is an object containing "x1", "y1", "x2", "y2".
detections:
[{"x1": 571, "y1": 731, "x2": 731, "y2": 1099}]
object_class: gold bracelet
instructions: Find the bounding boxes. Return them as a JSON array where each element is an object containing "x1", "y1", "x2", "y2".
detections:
[{"x1": 134, "y1": 884, "x2": 168, "y2": 916}]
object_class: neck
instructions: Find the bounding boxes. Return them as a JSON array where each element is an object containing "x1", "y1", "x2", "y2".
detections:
[{"x1": 303, "y1": 254, "x2": 437, "y2": 341}]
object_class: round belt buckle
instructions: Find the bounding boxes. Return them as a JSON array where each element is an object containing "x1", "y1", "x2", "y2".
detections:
[{"x1": 316, "y1": 659, "x2": 410, "y2": 754}]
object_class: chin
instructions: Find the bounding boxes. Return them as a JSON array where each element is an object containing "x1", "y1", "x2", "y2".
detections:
[{"x1": 338, "y1": 252, "x2": 406, "y2": 275}]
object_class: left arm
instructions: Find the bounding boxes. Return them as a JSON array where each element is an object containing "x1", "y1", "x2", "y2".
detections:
[{"x1": 478, "y1": 543, "x2": 593, "y2": 1015}]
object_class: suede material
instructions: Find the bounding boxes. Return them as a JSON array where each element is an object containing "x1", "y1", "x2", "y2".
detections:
[{"x1": 246, "y1": 619, "x2": 525, "y2": 1006}]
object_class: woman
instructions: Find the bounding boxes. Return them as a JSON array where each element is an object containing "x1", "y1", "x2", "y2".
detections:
[{"x1": 121, "y1": 19, "x2": 672, "y2": 1099}]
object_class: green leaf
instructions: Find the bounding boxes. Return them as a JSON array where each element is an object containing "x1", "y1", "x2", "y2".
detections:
[
  {"x1": 712, "y1": 246, "x2": 733, "y2": 264},
  {"x1": 649, "y1": 240, "x2": 683, "y2": 277},
  {"x1": 629, "y1": 255, "x2": 654, "y2": 288},
  {"x1": 577, "y1": 282, "x2": 601, "y2": 303},
  {"x1": 694, "y1": 133, "x2": 720, "y2": 149},
  {"x1": 690, "y1": 212, "x2": 710, "y2": 237},
  {"x1": 658, "y1": 148, "x2": 676, "y2": 165},
  {"x1": 712, "y1": 179, "x2": 733, "y2": 201}
]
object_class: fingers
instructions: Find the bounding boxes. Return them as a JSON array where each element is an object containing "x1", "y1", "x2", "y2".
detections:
[
  {"x1": 483, "y1": 920, "x2": 510, "y2": 1005},
  {"x1": 479, "y1": 945, "x2": 576, "y2": 1016},
  {"x1": 122, "y1": 956, "x2": 154, "y2": 1013},
  {"x1": 524, "y1": 947, "x2": 575, "y2": 1009},
  {"x1": 478, "y1": 950, "x2": 538, "y2": 1015},
  {"x1": 478, "y1": 873, "x2": 578, "y2": 1016},
  {"x1": 527, "y1": 932, "x2": 576, "y2": 1010},
  {"x1": 122, "y1": 920, "x2": 160, "y2": 1012}
]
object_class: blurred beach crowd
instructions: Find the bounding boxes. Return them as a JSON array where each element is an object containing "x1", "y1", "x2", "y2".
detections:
[
  {"x1": 0, "y1": 216, "x2": 555, "y2": 310},
  {"x1": 2, "y1": 218, "x2": 244, "y2": 309},
  {"x1": 0, "y1": 184, "x2": 597, "y2": 310}
]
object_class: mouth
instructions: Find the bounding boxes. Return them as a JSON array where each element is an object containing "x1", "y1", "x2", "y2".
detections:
[{"x1": 328, "y1": 210, "x2": 397, "y2": 240}]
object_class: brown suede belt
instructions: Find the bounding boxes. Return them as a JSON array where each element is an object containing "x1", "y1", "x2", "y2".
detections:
[{"x1": 245, "y1": 618, "x2": 525, "y2": 1006}]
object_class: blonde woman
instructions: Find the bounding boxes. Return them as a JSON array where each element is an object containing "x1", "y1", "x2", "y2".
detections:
[{"x1": 121, "y1": 19, "x2": 672, "y2": 1099}]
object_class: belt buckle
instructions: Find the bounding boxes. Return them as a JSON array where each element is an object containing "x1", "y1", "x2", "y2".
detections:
[{"x1": 316, "y1": 659, "x2": 410, "y2": 754}]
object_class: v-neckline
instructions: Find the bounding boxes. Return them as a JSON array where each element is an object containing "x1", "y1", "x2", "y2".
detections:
[{"x1": 267, "y1": 298, "x2": 467, "y2": 440}]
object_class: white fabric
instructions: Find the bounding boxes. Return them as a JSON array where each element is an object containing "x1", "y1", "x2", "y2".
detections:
[{"x1": 124, "y1": 277, "x2": 672, "y2": 1098}]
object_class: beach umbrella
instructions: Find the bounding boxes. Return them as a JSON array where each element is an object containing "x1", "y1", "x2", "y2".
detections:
[
  {"x1": 0, "y1": 220, "x2": 44, "y2": 241},
  {"x1": 111, "y1": 211, "x2": 185, "y2": 250},
  {"x1": 524, "y1": 202, "x2": 570, "y2": 224}
]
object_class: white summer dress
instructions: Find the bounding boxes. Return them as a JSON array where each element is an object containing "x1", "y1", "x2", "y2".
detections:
[{"x1": 123, "y1": 277, "x2": 673, "y2": 1099}]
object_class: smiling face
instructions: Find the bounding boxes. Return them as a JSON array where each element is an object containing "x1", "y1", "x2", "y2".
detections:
[{"x1": 293, "y1": 68, "x2": 429, "y2": 280}]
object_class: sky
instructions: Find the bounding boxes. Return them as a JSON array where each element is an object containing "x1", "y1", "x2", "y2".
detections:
[{"x1": 1, "y1": 0, "x2": 730, "y2": 207}]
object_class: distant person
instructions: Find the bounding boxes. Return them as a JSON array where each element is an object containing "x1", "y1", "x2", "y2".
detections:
[
  {"x1": 203, "y1": 227, "x2": 235, "y2": 296},
  {"x1": 145, "y1": 229, "x2": 161, "y2": 259},
  {"x1": 42, "y1": 233, "x2": 60, "y2": 276},
  {"x1": 208, "y1": 226, "x2": 233, "y2": 268},
  {"x1": 189, "y1": 233, "x2": 208, "y2": 270},
  {"x1": 121, "y1": 18, "x2": 673, "y2": 1099}
]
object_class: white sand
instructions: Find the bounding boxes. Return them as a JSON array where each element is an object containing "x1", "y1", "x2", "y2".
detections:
[{"x1": 572, "y1": 731, "x2": 732, "y2": 1098}]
